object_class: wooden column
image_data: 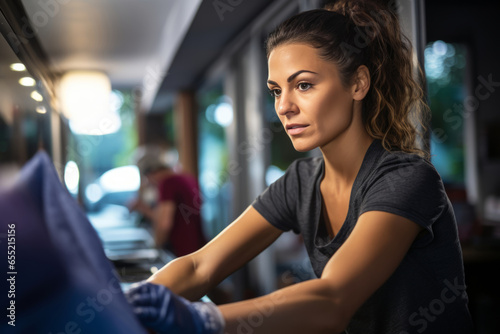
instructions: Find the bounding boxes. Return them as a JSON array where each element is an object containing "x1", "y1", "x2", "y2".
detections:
[
  {"x1": 175, "y1": 90, "x2": 198, "y2": 177},
  {"x1": 50, "y1": 110, "x2": 63, "y2": 180},
  {"x1": 134, "y1": 89, "x2": 147, "y2": 146}
]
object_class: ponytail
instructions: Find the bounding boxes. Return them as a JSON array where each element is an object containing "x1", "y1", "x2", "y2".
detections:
[{"x1": 266, "y1": 0, "x2": 430, "y2": 160}]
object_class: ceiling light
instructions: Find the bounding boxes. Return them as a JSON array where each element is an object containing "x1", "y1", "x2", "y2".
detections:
[
  {"x1": 19, "y1": 77, "x2": 36, "y2": 87},
  {"x1": 58, "y1": 71, "x2": 111, "y2": 120},
  {"x1": 10, "y1": 63, "x2": 26, "y2": 71},
  {"x1": 31, "y1": 91, "x2": 43, "y2": 102},
  {"x1": 36, "y1": 106, "x2": 47, "y2": 114},
  {"x1": 59, "y1": 71, "x2": 121, "y2": 135}
]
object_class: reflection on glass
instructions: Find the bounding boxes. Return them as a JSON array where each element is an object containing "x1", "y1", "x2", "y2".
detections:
[
  {"x1": 10, "y1": 63, "x2": 26, "y2": 71},
  {"x1": 31, "y1": 90, "x2": 43, "y2": 102},
  {"x1": 0, "y1": 27, "x2": 52, "y2": 165},
  {"x1": 18, "y1": 76, "x2": 36, "y2": 86},
  {"x1": 36, "y1": 106, "x2": 47, "y2": 114}
]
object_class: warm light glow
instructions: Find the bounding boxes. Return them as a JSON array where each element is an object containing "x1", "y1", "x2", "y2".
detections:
[
  {"x1": 31, "y1": 90, "x2": 43, "y2": 102},
  {"x1": 10, "y1": 63, "x2": 26, "y2": 71},
  {"x1": 19, "y1": 77, "x2": 36, "y2": 87},
  {"x1": 59, "y1": 71, "x2": 111, "y2": 119},
  {"x1": 68, "y1": 112, "x2": 121, "y2": 135},
  {"x1": 58, "y1": 71, "x2": 119, "y2": 135},
  {"x1": 36, "y1": 106, "x2": 47, "y2": 114}
]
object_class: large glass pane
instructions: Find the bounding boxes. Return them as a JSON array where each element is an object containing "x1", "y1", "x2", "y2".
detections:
[{"x1": 73, "y1": 90, "x2": 139, "y2": 213}]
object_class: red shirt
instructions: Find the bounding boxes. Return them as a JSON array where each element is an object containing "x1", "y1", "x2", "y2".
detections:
[{"x1": 157, "y1": 174, "x2": 206, "y2": 257}]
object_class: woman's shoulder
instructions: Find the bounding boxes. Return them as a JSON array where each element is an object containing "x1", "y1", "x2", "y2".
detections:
[
  {"x1": 371, "y1": 149, "x2": 443, "y2": 188},
  {"x1": 378, "y1": 148, "x2": 438, "y2": 171}
]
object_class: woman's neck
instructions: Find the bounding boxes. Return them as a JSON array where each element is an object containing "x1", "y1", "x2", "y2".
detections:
[{"x1": 320, "y1": 133, "x2": 374, "y2": 196}]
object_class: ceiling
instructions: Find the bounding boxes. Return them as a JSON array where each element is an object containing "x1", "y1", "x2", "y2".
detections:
[
  {"x1": 16, "y1": 0, "x2": 277, "y2": 114},
  {"x1": 148, "y1": 0, "x2": 280, "y2": 113},
  {"x1": 20, "y1": 0, "x2": 202, "y2": 110}
]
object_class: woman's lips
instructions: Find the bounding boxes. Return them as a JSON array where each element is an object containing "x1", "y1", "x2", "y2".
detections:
[{"x1": 286, "y1": 124, "x2": 309, "y2": 135}]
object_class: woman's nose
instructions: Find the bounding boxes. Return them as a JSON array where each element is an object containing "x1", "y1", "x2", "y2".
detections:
[{"x1": 276, "y1": 92, "x2": 298, "y2": 116}]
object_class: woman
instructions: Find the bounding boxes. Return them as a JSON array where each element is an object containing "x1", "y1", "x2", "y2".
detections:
[{"x1": 126, "y1": 1, "x2": 474, "y2": 333}]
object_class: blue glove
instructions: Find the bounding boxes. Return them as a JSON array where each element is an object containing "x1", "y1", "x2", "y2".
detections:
[{"x1": 125, "y1": 281, "x2": 225, "y2": 334}]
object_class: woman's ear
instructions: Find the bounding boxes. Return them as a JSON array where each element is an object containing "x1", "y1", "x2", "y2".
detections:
[{"x1": 352, "y1": 65, "x2": 370, "y2": 101}]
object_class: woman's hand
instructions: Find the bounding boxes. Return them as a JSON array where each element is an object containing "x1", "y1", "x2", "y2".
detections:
[{"x1": 125, "y1": 281, "x2": 225, "y2": 334}]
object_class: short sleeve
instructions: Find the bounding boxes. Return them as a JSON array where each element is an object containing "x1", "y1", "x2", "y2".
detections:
[
  {"x1": 158, "y1": 177, "x2": 177, "y2": 202},
  {"x1": 251, "y1": 160, "x2": 300, "y2": 233},
  {"x1": 359, "y1": 156, "x2": 447, "y2": 247}
]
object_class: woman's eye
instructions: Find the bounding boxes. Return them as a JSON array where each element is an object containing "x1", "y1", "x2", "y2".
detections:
[
  {"x1": 298, "y1": 82, "x2": 312, "y2": 91},
  {"x1": 268, "y1": 88, "x2": 281, "y2": 98}
]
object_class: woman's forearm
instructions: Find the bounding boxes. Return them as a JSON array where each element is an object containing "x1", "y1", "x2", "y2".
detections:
[
  {"x1": 219, "y1": 278, "x2": 347, "y2": 334},
  {"x1": 147, "y1": 254, "x2": 211, "y2": 301}
]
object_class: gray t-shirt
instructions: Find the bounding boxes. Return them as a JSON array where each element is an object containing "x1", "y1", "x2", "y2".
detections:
[{"x1": 252, "y1": 139, "x2": 473, "y2": 333}]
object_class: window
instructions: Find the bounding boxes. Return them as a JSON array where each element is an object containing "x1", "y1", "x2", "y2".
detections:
[
  {"x1": 197, "y1": 81, "x2": 233, "y2": 239},
  {"x1": 425, "y1": 41, "x2": 468, "y2": 186},
  {"x1": 70, "y1": 89, "x2": 139, "y2": 212}
]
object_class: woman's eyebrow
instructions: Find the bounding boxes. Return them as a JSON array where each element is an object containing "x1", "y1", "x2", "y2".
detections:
[{"x1": 267, "y1": 70, "x2": 318, "y2": 85}]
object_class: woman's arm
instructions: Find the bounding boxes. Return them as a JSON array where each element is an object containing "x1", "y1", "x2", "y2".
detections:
[
  {"x1": 219, "y1": 210, "x2": 423, "y2": 333},
  {"x1": 147, "y1": 206, "x2": 284, "y2": 301},
  {"x1": 152, "y1": 201, "x2": 176, "y2": 247},
  {"x1": 128, "y1": 199, "x2": 176, "y2": 248}
]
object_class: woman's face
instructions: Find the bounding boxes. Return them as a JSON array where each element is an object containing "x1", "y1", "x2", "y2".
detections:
[{"x1": 267, "y1": 43, "x2": 357, "y2": 152}]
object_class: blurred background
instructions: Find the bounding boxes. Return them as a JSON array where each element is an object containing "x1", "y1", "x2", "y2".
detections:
[{"x1": 0, "y1": 0, "x2": 498, "y2": 332}]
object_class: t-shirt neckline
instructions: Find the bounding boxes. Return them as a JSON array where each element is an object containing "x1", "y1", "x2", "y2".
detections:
[{"x1": 313, "y1": 138, "x2": 384, "y2": 249}]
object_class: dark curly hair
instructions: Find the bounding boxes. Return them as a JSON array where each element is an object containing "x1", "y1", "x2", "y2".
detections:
[{"x1": 266, "y1": 0, "x2": 430, "y2": 160}]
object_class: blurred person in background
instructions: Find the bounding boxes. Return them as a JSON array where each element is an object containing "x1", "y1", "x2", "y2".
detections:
[{"x1": 129, "y1": 146, "x2": 207, "y2": 257}]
